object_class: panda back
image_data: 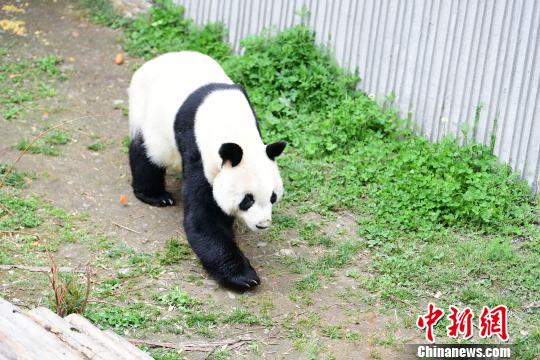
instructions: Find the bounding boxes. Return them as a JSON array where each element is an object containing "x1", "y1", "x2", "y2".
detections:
[{"x1": 129, "y1": 51, "x2": 233, "y2": 169}]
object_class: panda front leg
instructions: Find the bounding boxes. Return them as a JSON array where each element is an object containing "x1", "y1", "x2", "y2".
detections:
[
  {"x1": 182, "y1": 184, "x2": 260, "y2": 290},
  {"x1": 129, "y1": 134, "x2": 175, "y2": 207}
]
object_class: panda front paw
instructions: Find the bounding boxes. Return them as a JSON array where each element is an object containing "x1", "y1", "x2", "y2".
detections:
[
  {"x1": 220, "y1": 261, "x2": 260, "y2": 291},
  {"x1": 133, "y1": 190, "x2": 175, "y2": 207}
]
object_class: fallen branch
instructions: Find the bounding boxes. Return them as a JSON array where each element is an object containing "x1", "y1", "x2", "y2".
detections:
[
  {"x1": 0, "y1": 264, "x2": 86, "y2": 273},
  {"x1": 126, "y1": 335, "x2": 253, "y2": 352},
  {"x1": 111, "y1": 220, "x2": 141, "y2": 234},
  {"x1": 0, "y1": 229, "x2": 43, "y2": 239}
]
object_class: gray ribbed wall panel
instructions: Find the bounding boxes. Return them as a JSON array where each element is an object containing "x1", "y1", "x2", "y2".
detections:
[{"x1": 175, "y1": 0, "x2": 540, "y2": 194}]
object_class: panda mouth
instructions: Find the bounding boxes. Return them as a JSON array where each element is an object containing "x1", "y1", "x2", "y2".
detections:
[{"x1": 255, "y1": 225, "x2": 268, "y2": 230}]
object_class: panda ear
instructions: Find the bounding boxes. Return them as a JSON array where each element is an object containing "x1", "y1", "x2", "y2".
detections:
[
  {"x1": 266, "y1": 141, "x2": 287, "y2": 160},
  {"x1": 219, "y1": 143, "x2": 243, "y2": 167}
]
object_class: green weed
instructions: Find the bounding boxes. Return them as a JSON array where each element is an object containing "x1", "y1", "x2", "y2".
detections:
[
  {"x1": 94, "y1": 279, "x2": 120, "y2": 297},
  {"x1": 122, "y1": 0, "x2": 230, "y2": 61},
  {"x1": 148, "y1": 349, "x2": 185, "y2": 360},
  {"x1": 87, "y1": 141, "x2": 105, "y2": 151},
  {"x1": 0, "y1": 164, "x2": 26, "y2": 189},
  {"x1": 208, "y1": 351, "x2": 231, "y2": 360},
  {"x1": 79, "y1": 0, "x2": 127, "y2": 28},
  {"x1": 223, "y1": 308, "x2": 260, "y2": 325},
  {"x1": 0, "y1": 191, "x2": 42, "y2": 230},
  {"x1": 48, "y1": 271, "x2": 90, "y2": 317},
  {"x1": 159, "y1": 238, "x2": 192, "y2": 265},
  {"x1": 0, "y1": 53, "x2": 64, "y2": 120},
  {"x1": 121, "y1": 135, "x2": 131, "y2": 154},
  {"x1": 156, "y1": 287, "x2": 200, "y2": 309},
  {"x1": 85, "y1": 303, "x2": 157, "y2": 333},
  {"x1": 224, "y1": 26, "x2": 358, "y2": 121},
  {"x1": 16, "y1": 130, "x2": 71, "y2": 156}
]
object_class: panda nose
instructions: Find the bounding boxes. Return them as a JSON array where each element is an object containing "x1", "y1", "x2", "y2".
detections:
[{"x1": 256, "y1": 220, "x2": 271, "y2": 229}]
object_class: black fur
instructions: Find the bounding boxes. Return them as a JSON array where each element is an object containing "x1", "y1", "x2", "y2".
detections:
[
  {"x1": 266, "y1": 141, "x2": 287, "y2": 160},
  {"x1": 174, "y1": 83, "x2": 260, "y2": 290},
  {"x1": 219, "y1": 143, "x2": 243, "y2": 167},
  {"x1": 129, "y1": 134, "x2": 175, "y2": 207}
]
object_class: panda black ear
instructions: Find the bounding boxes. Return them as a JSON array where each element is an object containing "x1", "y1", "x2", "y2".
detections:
[
  {"x1": 266, "y1": 141, "x2": 287, "y2": 160},
  {"x1": 219, "y1": 143, "x2": 243, "y2": 167}
]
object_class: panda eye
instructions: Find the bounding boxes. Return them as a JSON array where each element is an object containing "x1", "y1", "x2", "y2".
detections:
[
  {"x1": 239, "y1": 193, "x2": 255, "y2": 211},
  {"x1": 270, "y1": 192, "x2": 277, "y2": 204}
]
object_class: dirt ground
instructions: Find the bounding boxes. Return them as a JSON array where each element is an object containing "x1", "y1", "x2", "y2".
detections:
[{"x1": 0, "y1": 1, "x2": 418, "y2": 358}]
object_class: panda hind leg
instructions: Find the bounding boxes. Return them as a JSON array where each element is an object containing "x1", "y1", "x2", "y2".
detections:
[{"x1": 129, "y1": 134, "x2": 175, "y2": 207}]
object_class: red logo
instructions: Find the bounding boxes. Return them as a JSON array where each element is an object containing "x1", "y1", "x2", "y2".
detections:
[
  {"x1": 447, "y1": 305, "x2": 474, "y2": 340},
  {"x1": 479, "y1": 305, "x2": 509, "y2": 342},
  {"x1": 417, "y1": 303, "x2": 445, "y2": 343},
  {"x1": 417, "y1": 304, "x2": 509, "y2": 342}
]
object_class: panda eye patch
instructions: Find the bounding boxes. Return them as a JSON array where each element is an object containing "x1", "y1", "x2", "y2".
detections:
[
  {"x1": 270, "y1": 192, "x2": 277, "y2": 204},
  {"x1": 239, "y1": 194, "x2": 255, "y2": 211}
]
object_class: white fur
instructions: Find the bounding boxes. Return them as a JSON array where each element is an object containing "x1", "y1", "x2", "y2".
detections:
[
  {"x1": 129, "y1": 51, "x2": 233, "y2": 171},
  {"x1": 129, "y1": 51, "x2": 284, "y2": 231}
]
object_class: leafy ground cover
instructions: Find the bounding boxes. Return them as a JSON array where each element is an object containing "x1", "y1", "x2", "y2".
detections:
[{"x1": 0, "y1": 0, "x2": 538, "y2": 358}]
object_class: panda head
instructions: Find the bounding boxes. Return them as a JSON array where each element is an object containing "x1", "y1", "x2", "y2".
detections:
[{"x1": 212, "y1": 141, "x2": 287, "y2": 232}]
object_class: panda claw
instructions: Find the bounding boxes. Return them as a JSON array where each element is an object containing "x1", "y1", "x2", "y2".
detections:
[{"x1": 133, "y1": 190, "x2": 175, "y2": 207}]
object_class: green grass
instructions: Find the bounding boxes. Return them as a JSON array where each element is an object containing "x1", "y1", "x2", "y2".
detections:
[
  {"x1": 15, "y1": 130, "x2": 71, "y2": 156},
  {"x1": 158, "y1": 238, "x2": 192, "y2": 265},
  {"x1": 121, "y1": 135, "x2": 131, "y2": 154},
  {"x1": 79, "y1": 0, "x2": 128, "y2": 28},
  {"x1": 0, "y1": 191, "x2": 42, "y2": 230},
  {"x1": 87, "y1": 141, "x2": 105, "y2": 151},
  {"x1": 0, "y1": 164, "x2": 27, "y2": 188},
  {"x1": 123, "y1": 0, "x2": 231, "y2": 61},
  {"x1": 85, "y1": 303, "x2": 158, "y2": 333},
  {"x1": 0, "y1": 53, "x2": 64, "y2": 120},
  {"x1": 155, "y1": 287, "x2": 200, "y2": 309},
  {"x1": 223, "y1": 308, "x2": 260, "y2": 325}
]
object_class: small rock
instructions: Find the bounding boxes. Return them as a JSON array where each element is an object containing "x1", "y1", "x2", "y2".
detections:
[
  {"x1": 257, "y1": 241, "x2": 267, "y2": 247},
  {"x1": 434, "y1": 291, "x2": 442, "y2": 299},
  {"x1": 279, "y1": 248, "x2": 295, "y2": 256},
  {"x1": 118, "y1": 268, "x2": 130, "y2": 275},
  {"x1": 263, "y1": 328, "x2": 270, "y2": 335},
  {"x1": 227, "y1": 291, "x2": 236, "y2": 299}
]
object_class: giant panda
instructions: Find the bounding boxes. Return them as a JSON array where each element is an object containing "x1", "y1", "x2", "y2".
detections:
[{"x1": 128, "y1": 51, "x2": 287, "y2": 290}]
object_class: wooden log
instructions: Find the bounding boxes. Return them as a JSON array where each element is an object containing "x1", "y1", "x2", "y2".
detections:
[
  {"x1": 0, "y1": 298, "x2": 84, "y2": 360},
  {"x1": 64, "y1": 314, "x2": 148, "y2": 359},
  {"x1": 28, "y1": 307, "x2": 122, "y2": 360},
  {"x1": 126, "y1": 334, "x2": 254, "y2": 352},
  {"x1": 103, "y1": 330, "x2": 153, "y2": 360}
]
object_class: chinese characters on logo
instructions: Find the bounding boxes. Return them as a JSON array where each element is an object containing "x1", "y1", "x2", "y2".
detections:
[{"x1": 417, "y1": 303, "x2": 508, "y2": 343}]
